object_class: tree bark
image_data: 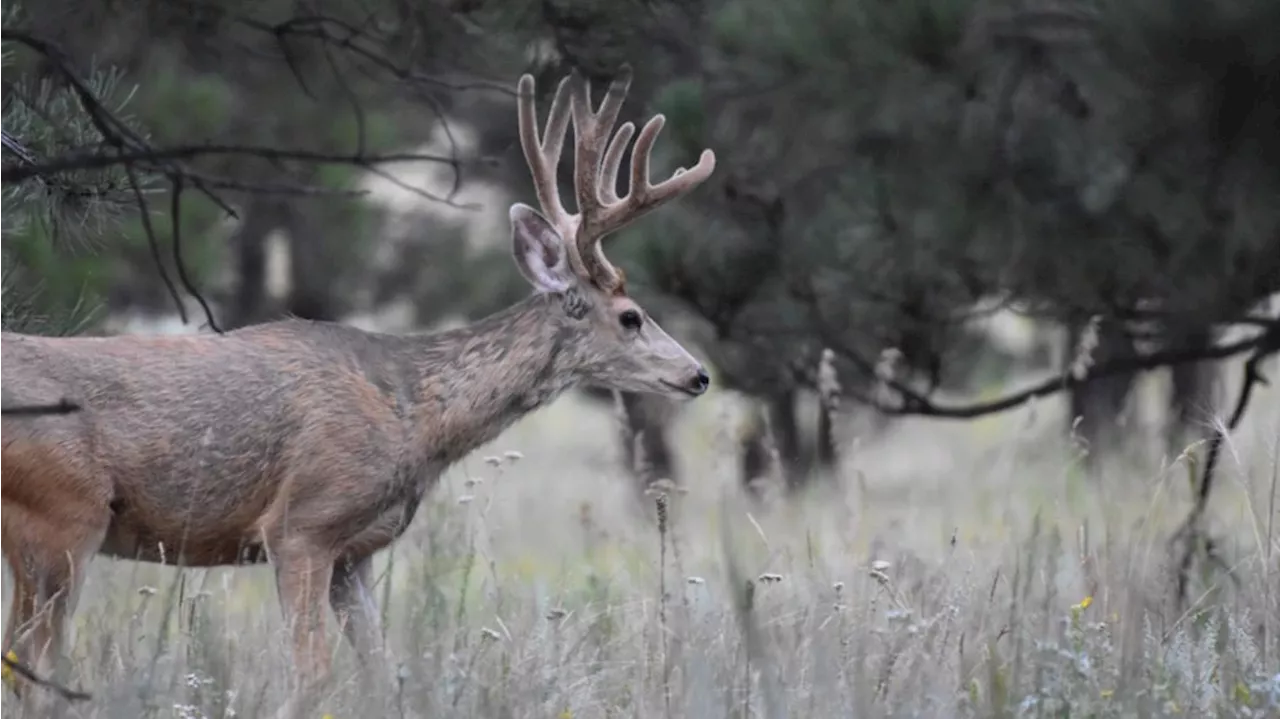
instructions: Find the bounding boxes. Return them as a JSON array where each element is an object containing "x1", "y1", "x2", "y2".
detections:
[
  {"x1": 613, "y1": 390, "x2": 678, "y2": 494},
  {"x1": 739, "y1": 403, "x2": 776, "y2": 500},
  {"x1": 283, "y1": 204, "x2": 339, "y2": 322},
  {"x1": 1166, "y1": 327, "x2": 1219, "y2": 456},
  {"x1": 228, "y1": 198, "x2": 288, "y2": 330},
  {"x1": 766, "y1": 389, "x2": 815, "y2": 491},
  {"x1": 1066, "y1": 317, "x2": 1137, "y2": 466}
]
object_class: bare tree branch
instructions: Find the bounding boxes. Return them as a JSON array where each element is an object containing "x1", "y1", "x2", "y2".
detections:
[
  {"x1": 0, "y1": 654, "x2": 92, "y2": 702},
  {"x1": 2, "y1": 144, "x2": 471, "y2": 185},
  {"x1": 1172, "y1": 328, "x2": 1279, "y2": 603},
  {"x1": 170, "y1": 176, "x2": 222, "y2": 332},
  {"x1": 0, "y1": 399, "x2": 82, "y2": 416},
  {"x1": 2, "y1": 23, "x2": 492, "y2": 336},
  {"x1": 798, "y1": 272, "x2": 1278, "y2": 420},
  {"x1": 845, "y1": 330, "x2": 1272, "y2": 419}
]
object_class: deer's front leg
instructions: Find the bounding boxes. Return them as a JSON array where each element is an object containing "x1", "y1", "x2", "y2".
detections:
[{"x1": 270, "y1": 539, "x2": 335, "y2": 718}]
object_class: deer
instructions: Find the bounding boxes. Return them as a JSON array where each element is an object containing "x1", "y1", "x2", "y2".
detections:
[{"x1": 1, "y1": 64, "x2": 716, "y2": 717}]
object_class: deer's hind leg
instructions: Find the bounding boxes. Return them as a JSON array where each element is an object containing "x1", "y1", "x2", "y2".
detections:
[{"x1": 1, "y1": 482, "x2": 109, "y2": 714}]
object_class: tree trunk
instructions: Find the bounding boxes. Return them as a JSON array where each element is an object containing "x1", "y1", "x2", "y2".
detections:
[
  {"x1": 283, "y1": 204, "x2": 339, "y2": 322},
  {"x1": 815, "y1": 349, "x2": 842, "y2": 478},
  {"x1": 228, "y1": 198, "x2": 288, "y2": 329},
  {"x1": 1166, "y1": 327, "x2": 1219, "y2": 456},
  {"x1": 766, "y1": 389, "x2": 814, "y2": 491},
  {"x1": 1066, "y1": 318, "x2": 1136, "y2": 466},
  {"x1": 613, "y1": 390, "x2": 678, "y2": 494},
  {"x1": 739, "y1": 403, "x2": 776, "y2": 500}
]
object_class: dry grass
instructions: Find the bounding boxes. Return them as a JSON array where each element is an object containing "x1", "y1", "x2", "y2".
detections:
[{"x1": 4, "y1": 369, "x2": 1279, "y2": 718}]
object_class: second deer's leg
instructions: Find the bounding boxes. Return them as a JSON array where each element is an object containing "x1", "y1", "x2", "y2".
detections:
[{"x1": 329, "y1": 555, "x2": 390, "y2": 693}]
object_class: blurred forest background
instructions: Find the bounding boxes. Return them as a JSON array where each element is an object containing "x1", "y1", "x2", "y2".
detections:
[
  {"x1": 4, "y1": 0, "x2": 1277, "y2": 496},
  {"x1": 4, "y1": 0, "x2": 1280, "y2": 716}
]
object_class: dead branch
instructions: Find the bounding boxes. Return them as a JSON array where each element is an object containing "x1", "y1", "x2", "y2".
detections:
[
  {"x1": 1172, "y1": 328, "x2": 1278, "y2": 603},
  {"x1": 1, "y1": 144, "x2": 468, "y2": 186},
  {"x1": 2, "y1": 25, "x2": 481, "y2": 336},
  {"x1": 0, "y1": 399, "x2": 82, "y2": 416},
  {"x1": 797, "y1": 275, "x2": 1278, "y2": 421},
  {"x1": 0, "y1": 654, "x2": 92, "y2": 702}
]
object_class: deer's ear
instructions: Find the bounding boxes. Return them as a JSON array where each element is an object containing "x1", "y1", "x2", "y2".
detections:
[{"x1": 510, "y1": 203, "x2": 574, "y2": 293}]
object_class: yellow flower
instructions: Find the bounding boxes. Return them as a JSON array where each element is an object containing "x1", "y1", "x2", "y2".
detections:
[
  {"x1": 1, "y1": 650, "x2": 18, "y2": 690},
  {"x1": 1233, "y1": 681, "x2": 1252, "y2": 704},
  {"x1": 559, "y1": 712, "x2": 573, "y2": 719},
  {"x1": 1100, "y1": 689, "x2": 1114, "y2": 699},
  {"x1": 1068, "y1": 596, "x2": 1093, "y2": 626}
]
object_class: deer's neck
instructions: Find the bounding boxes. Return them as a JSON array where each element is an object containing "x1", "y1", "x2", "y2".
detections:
[{"x1": 407, "y1": 292, "x2": 586, "y2": 464}]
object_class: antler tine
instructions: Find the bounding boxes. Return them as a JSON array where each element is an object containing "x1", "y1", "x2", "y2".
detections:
[
  {"x1": 521, "y1": 65, "x2": 717, "y2": 291},
  {"x1": 570, "y1": 65, "x2": 633, "y2": 233},
  {"x1": 517, "y1": 73, "x2": 575, "y2": 233},
  {"x1": 600, "y1": 121, "x2": 636, "y2": 205},
  {"x1": 561, "y1": 66, "x2": 717, "y2": 290},
  {"x1": 602, "y1": 114, "x2": 717, "y2": 237}
]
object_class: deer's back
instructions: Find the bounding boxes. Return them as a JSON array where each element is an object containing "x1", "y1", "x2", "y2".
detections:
[{"x1": 1, "y1": 321, "x2": 416, "y2": 563}]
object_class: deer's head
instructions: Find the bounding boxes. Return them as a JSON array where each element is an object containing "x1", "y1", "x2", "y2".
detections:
[{"x1": 509, "y1": 66, "x2": 716, "y2": 399}]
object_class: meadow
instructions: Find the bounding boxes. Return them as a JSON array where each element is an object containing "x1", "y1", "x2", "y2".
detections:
[{"x1": 3, "y1": 366, "x2": 1278, "y2": 718}]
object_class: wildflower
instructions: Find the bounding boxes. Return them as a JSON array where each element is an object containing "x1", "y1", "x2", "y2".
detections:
[
  {"x1": 173, "y1": 704, "x2": 206, "y2": 719},
  {"x1": 1070, "y1": 595, "x2": 1092, "y2": 624},
  {"x1": 483, "y1": 456, "x2": 502, "y2": 466},
  {"x1": 757, "y1": 573, "x2": 783, "y2": 584},
  {"x1": 503, "y1": 450, "x2": 524, "y2": 461},
  {"x1": 686, "y1": 576, "x2": 706, "y2": 585},
  {"x1": 480, "y1": 627, "x2": 502, "y2": 641},
  {"x1": 559, "y1": 711, "x2": 573, "y2": 719},
  {"x1": 1, "y1": 650, "x2": 17, "y2": 690},
  {"x1": 871, "y1": 560, "x2": 892, "y2": 572},
  {"x1": 1100, "y1": 689, "x2": 1114, "y2": 699}
]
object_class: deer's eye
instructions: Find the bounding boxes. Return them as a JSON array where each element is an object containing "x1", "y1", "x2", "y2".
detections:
[{"x1": 619, "y1": 309, "x2": 643, "y2": 330}]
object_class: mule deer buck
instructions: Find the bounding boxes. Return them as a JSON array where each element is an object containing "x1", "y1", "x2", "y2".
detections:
[{"x1": 1, "y1": 65, "x2": 716, "y2": 716}]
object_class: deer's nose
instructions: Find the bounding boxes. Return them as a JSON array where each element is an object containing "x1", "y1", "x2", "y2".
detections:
[{"x1": 688, "y1": 368, "x2": 710, "y2": 395}]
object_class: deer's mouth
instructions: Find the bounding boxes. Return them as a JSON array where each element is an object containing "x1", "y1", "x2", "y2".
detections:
[{"x1": 660, "y1": 380, "x2": 702, "y2": 398}]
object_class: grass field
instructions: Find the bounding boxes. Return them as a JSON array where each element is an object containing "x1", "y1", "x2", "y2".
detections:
[{"x1": 3, "y1": 368, "x2": 1279, "y2": 718}]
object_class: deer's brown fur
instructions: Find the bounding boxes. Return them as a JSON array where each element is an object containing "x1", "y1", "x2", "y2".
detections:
[{"x1": 1, "y1": 65, "x2": 716, "y2": 716}]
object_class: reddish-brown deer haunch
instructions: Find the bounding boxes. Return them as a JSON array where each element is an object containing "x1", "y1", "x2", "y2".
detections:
[{"x1": 1, "y1": 66, "x2": 715, "y2": 708}]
